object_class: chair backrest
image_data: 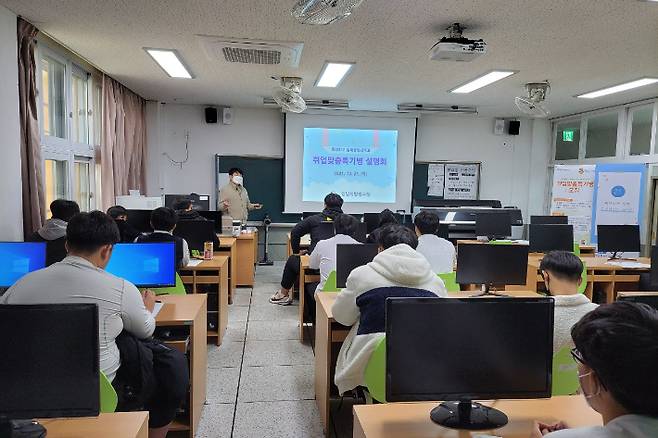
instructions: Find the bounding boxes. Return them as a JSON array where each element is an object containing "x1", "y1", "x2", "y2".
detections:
[
  {"x1": 99, "y1": 371, "x2": 118, "y2": 413},
  {"x1": 437, "y1": 271, "x2": 460, "y2": 293},
  {"x1": 321, "y1": 270, "x2": 340, "y2": 292},
  {"x1": 573, "y1": 243, "x2": 581, "y2": 256},
  {"x1": 152, "y1": 273, "x2": 187, "y2": 296},
  {"x1": 364, "y1": 337, "x2": 387, "y2": 403},
  {"x1": 578, "y1": 262, "x2": 587, "y2": 294},
  {"x1": 551, "y1": 346, "x2": 580, "y2": 396}
]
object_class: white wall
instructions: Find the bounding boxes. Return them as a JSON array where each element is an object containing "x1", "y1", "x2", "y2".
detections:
[
  {"x1": 416, "y1": 115, "x2": 551, "y2": 221},
  {"x1": 145, "y1": 104, "x2": 284, "y2": 206},
  {"x1": 0, "y1": 5, "x2": 23, "y2": 240}
]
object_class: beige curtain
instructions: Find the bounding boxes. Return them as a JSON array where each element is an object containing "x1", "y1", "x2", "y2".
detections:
[
  {"x1": 17, "y1": 18, "x2": 45, "y2": 237},
  {"x1": 101, "y1": 75, "x2": 147, "y2": 210}
]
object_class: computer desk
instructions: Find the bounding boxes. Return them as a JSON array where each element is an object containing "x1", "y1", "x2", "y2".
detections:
[
  {"x1": 41, "y1": 412, "x2": 149, "y2": 438},
  {"x1": 178, "y1": 255, "x2": 229, "y2": 345},
  {"x1": 286, "y1": 233, "x2": 311, "y2": 258},
  {"x1": 156, "y1": 294, "x2": 207, "y2": 438},
  {"x1": 353, "y1": 396, "x2": 601, "y2": 438},
  {"x1": 299, "y1": 255, "x2": 320, "y2": 342},
  {"x1": 314, "y1": 290, "x2": 543, "y2": 434},
  {"x1": 220, "y1": 231, "x2": 258, "y2": 287},
  {"x1": 217, "y1": 237, "x2": 237, "y2": 304}
]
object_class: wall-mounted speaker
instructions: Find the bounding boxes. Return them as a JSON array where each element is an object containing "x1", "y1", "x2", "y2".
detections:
[
  {"x1": 508, "y1": 120, "x2": 520, "y2": 135},
  {"x1": 222, "y1": 107, "x2": 233, "y2": 125},
  {"x1": 494, "y1": 119, "x2": 506, "y2": 135},
  {"x1": 205, "y1": 107, "x2": 218, "y2": 124}
]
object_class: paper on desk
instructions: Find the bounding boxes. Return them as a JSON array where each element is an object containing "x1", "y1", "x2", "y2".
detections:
[
  {"x1": 152, "y1": 302, "x2": 164, "y2": 318},
  {"x1": 606, "y1": 261, "x2": 650, "y2": 269},
  {"x1": 186, "y1": 259, "x2": 203, "y2": 267}
]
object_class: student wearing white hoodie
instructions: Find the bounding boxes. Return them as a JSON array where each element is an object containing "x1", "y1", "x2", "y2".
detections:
[
  {"x1": 539, "y1": 251, "x2": 598, "y2": 354},
  {"x1": 332, "y1": 224, "x2": 447, "y2": 395}
]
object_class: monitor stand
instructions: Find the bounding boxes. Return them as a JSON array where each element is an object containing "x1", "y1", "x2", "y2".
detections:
[
  {"x1": 430, "y1": 401, "x2": 508, "y2": 430},
  {"x1": 607, "y1": 252, "x2": 637, "y2": 261},
  {"x1": 470, "y1": 283, "x2": 508, "y2": 298},
  {"x1": 0, "y1": 420, "x2": 46, "y2": 438}
]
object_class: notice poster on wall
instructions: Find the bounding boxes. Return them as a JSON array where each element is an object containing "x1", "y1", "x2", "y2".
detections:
[
  {"x1": 550, "y1": 165, "x2": 596, "y2": 244},
  {"x1": 427, "y1": 163, "x2": 445, "y2": 197},
  {"x1": 444, "y1": 163, "x2": 479, "y2": 200}
]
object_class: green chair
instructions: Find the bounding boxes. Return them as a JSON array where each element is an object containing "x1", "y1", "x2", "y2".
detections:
[
  {"x1": 152, "y1": 273, "x2": 187, "y2": 296},
  {"x1": 489, "y1": 240, "x2": 515, "y2": 245},
  {"x1": 437, "y1": 271, "x2": 460, "y2": 293},
  {"x1": 573, "y1": 243, "x2": 581, "y2": 257},
  {"x1": 364, "y1": 337, "x2": 387, "y2": 403},
  {"x1": 578, "y1": 262, "x2": 587, "y2": 295},
  {"x1": 100, "y1": 371, "x2": 118, "y2": 413},
  {"x1": 552, "y1": 346, "x2": 580, "y2": 396},
  {"x1": 321, "y1": 271, "x2": 340, "y2": 292}
]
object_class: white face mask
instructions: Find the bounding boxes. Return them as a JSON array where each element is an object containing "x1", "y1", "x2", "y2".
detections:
[{"x1": 232, "y1": 175, "x2": 243, "y2": 186}]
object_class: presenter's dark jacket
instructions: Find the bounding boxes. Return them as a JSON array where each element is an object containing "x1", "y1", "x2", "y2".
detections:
[{"x1": 290, "y1": 207, "x2": 343, "y2": 254}]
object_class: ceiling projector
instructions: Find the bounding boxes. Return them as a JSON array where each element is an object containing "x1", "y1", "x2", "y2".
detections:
[{"x1": 429, "y1": 23, "x2": 487, "y2": 62}]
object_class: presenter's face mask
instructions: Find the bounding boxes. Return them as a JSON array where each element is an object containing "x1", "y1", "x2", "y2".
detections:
[{"x1": 232, "y1": 175, "x2": 243, "y2": 186}]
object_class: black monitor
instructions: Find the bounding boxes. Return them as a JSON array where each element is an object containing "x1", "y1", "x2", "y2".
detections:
[
  {"x1": 363, "y1": 213, "x2": 380, "y2": 234},
  {"x1": 197, "y1": 210, "x2": 223, "y2": 233},
  {"x1": 386, "y1": 297, "x2": 554, "y2": 430},
  {"x1": 530, "y1": 215, "x2": 568, "y2": 225},
  {"x1": 475, "y1": 213, "x2": 511, "y2": 239},
  {"x1": 174, "y1": 220, "x2": 217, "y2": 251},
  {"x1": 126, "y1": 209, "x2": 153, "y2": 234},
  {"x1": 0, "y1": 242, "x2": 47, "y2": 288},
  {"x1": 597, "y1": 224, "x2": 640, "y2": 256},
  {"x1": 0, "y1": 303, "x2": 99, "y2": 433},
  {"x1": 353, "y1": 222, "x2": 367, "y2": 243},
  {"x1": 336, "y1": 244, "x2": 379, "y2": 288},
  {"x1": 529, "y1": 224, "x2": 574, "y2": 253},
  {"x1": 617, "y1": 293, "x2": 658, "y2": 310},
  {"x1": 456, "y1": 243, "x2": 529, "y2": 294},
  {"x1": 165, "y1": 193, "x2": 210, "y2": 211}
]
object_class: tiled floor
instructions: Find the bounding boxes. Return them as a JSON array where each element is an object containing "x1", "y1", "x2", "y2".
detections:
[{"x1": 196, "y1": 262, "x2": 329, "y2": 438}]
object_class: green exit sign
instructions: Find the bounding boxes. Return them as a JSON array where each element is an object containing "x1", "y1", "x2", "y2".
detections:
[{"x1": 563, "y1": 130, "x2": 575, "y2": 142}]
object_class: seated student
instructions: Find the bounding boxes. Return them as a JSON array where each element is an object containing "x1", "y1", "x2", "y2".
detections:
[
  {"x1": 269, "y1": 193, "x2": 344, "y2": 306},
  {"x1": 136, "y1": 207, "x2": 190, "y2": 269},
  {"x1": 27, "y1": 199, "x2": 80, "y2": 266},
  {"x1": 539, "y1": 251, "x2": 597, "y2": 354},
  {"x1": 413, "y1": 210, "x2": 455, "y2": 274},
  {"x1": 174, "y1": 199, "x2": 220, "y2": 249},
  {"x1": 366, "y1": 209, "x2": 398, "y2": 244},
  {"x1": 2, "y1": 211, "x2": 189, "y2": 438},
  {"x1": 107, "y1": 205, "x2": 141, "y2": 243},
  {"x1": 332, "y1": 224, "x2": 447, "y2": 395},
  {"x1": 532, "y1": 301, "x2": 658, "y2": 437}
]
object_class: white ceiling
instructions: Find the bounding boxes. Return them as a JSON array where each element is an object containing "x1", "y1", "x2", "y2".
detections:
[{"x1": 3, "y1": 0, "x2": 658, "y2": 117}]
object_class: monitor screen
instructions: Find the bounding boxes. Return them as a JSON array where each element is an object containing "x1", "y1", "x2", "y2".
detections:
[
  {"x1": 106, "y1": 243, "x2": 176, "y2": 288},
  {"x1": 529, "y1": 224, "x2": 574, "y2": 253},
  {"x1": 617, "y1": 294, "x2": 658, "y2": 311},
  {"x1": 126, "y1": 209, "x2": 153, "y2": 234},
  {"x1": 386, "y1": 297, "x2": 554, "y2": 402},
  {"x1": 336, "y1": 244, "x2": 379, "y2": 288},
  {"x1": 0, "y1": 242, "x2": 46, "y2": 288},
  {"x1": 197, "y1": 210, "x2": 223, "y2": 233},
  {"x1": 174, "y1": 220, "x2": 217, "y2": 251},
  {"x1": 354, "y1": 222, "x2": 367, "y2": 243},
  {"x1": 456, "y1": 243, "x2": 529, "y2": 286},
  {"x1": 0, "y1": 303, "x2": 99, "y2": 419},
  {"x1": 530, "y1": 215, "x2": 568, "y2": 225},
  {"x1": 475, "y1": 212, "x2": 511, "y2": 239},
  {"x1": 597, "y1": 225, "x2": 640, "y2": 253}
]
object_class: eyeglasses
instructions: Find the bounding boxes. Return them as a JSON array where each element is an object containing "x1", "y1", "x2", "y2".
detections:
[{"x1": 570, "y1": 347, "x2": 585, "y2": 365}]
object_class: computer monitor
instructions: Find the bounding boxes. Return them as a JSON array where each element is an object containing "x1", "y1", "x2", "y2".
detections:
[
  {"x1": 529, "y1": 224, "x2": 574, "y2": 253},
  {"x1": 436, "y1": 223, "x2": 450, "y2": 239},
  {"x1": 197, "y1": 210, "x2": 223, "y2": 233},
  {"x1": 0, "y1": 303, "x2": 99, "y2": 433},
  {"x1": 475, "y1": 212, "x2": 511, "y2": 239},
  {"x1": 165, "y1": 194, "x2": 210, "y2": 211},
  {"x1": 617, "y1": 293, "x2": 658, "y2": 311},
  {"x1": 126, "y1": 209, "x2": 153, "y2": 233},
  {"x1": 530, "y1": 215, "x2": 568, "y2": 225},
  {"x1": 597, "y1": 224, "x2": 640, "y2": 257},
  {"x1": 0, "y1": 242, "x2": 46, "y2": 288},
  {"x1": 363, "y1": 213, "x2": 380, "y2": 234},
  {"x1": 316, "y1": 221, "x2": 336, "y2": 242},
  {"x1": 353, "y1": 222, "x2": 367, "y2": 243},
  {"x1": 106, "y1": 242, "x2": 176, "y2": 288},
  {"x1": 386, "y1": 297, "x2": 554, "y2": 430},
  {"x1": 336, "y1": 244, "x2": 379, "y2": 288},
  {"x1": 456, "y1": 243, "x2": 529, "y2": 294},
  {"x1": 174, "y1": 220, "x2": 217, "y2": 252}
]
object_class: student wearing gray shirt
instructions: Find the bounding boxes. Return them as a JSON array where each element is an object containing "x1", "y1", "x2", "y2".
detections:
[{"x1": 532, "y1": 302, "x2": 658, "y2": 438}]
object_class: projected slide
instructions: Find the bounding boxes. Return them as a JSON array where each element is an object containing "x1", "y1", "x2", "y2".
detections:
[{"x1": 302, "y1": 128, "x2": 398, "y2": 203}]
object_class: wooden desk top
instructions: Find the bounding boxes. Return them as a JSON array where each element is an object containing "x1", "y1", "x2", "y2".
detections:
[
  {"x1": 218, "y1": 237, "x2": 236, "y2": 247},
  {"x1": 301, "y1": 255, "x2": 310, "y2": 267},
  {"x1": 156, "y1": 294, "x2": 207, "y2": 325},
  {"x1": 184, "y1": 255, "x2": 229, "y2": 270},
  {"x1": 529, "y1": 256, "x2": 650, "y2": 270},
  {"x1": 220, "y1": 231, "x2": 257, "y2": 241},
  {"x1": 287, "y1": 232, "x2": 312, "y2": 246},
  {"x1": 41, "y1": 412, "x2": 148, "y2": 438},
  {"x1": 353, "y1": 396, "x2": 601, "y2": 438}
]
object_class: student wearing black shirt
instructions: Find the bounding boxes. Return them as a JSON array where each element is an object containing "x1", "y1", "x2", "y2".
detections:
[{"x1": 107, "y1": 205, "x2": 141, "y2": 243}]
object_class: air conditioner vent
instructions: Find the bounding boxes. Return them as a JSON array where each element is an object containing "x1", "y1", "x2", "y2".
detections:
[
  {"x1": 198, "y1": 35, "x2": 303, "y2": 68},
  {"x1": 222, "y1": 47, "x2": 281, "y2": 65}
]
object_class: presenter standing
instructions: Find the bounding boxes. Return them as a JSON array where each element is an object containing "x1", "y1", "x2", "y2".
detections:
[{"x1": 218, "y1": 168, "x2": 262, "y2": 222}]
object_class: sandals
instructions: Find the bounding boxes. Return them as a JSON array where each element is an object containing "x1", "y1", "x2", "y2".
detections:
[{"x1": 269, "y1": 291, "x2": 292, "y2": 306}]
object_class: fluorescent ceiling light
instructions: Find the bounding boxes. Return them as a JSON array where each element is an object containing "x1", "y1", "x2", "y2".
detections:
[
  {"x1": 577, "y1": 78, "x2": 658, "y2": 99},
  {"x1": 315, "y1": 62, "x2": 354, "y2": 87},
  {"x1": 450, "y1": 70, "x2": 517, "y2": 94},
  {"x1": 144, "y1": 48, "x2": 193, "y2": 79}
]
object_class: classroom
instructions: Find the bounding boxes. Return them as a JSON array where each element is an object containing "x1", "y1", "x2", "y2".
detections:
[{"x1": 0, "y1": 1, "x2": 658, "y2": 437}]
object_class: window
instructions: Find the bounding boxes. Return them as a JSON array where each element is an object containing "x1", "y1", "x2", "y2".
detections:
[
  {"x1": 71, "y1": 69, "x2": 89, "y2": 145},
  {"x1": 585, "y1": 112, "x2": 618, "y2": 158},
  {"x1": 74, "y1": 158, "x2": 92, "y2": 211},
  {"x1": 555, "y1": 120, "x2": 581, "y2": 160},
  {"x1": 629, "y1": 106, "x2": 653, "y2": 156},
  {"x1": 40, "y1": 56, "x2": 66, "y2": 139},
  {"x1": 93, "y1": 83, "x2": 102, "y2": 146},
  {"x1": 44, "y1": 159, "x2": 68, "y2": 217}
]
